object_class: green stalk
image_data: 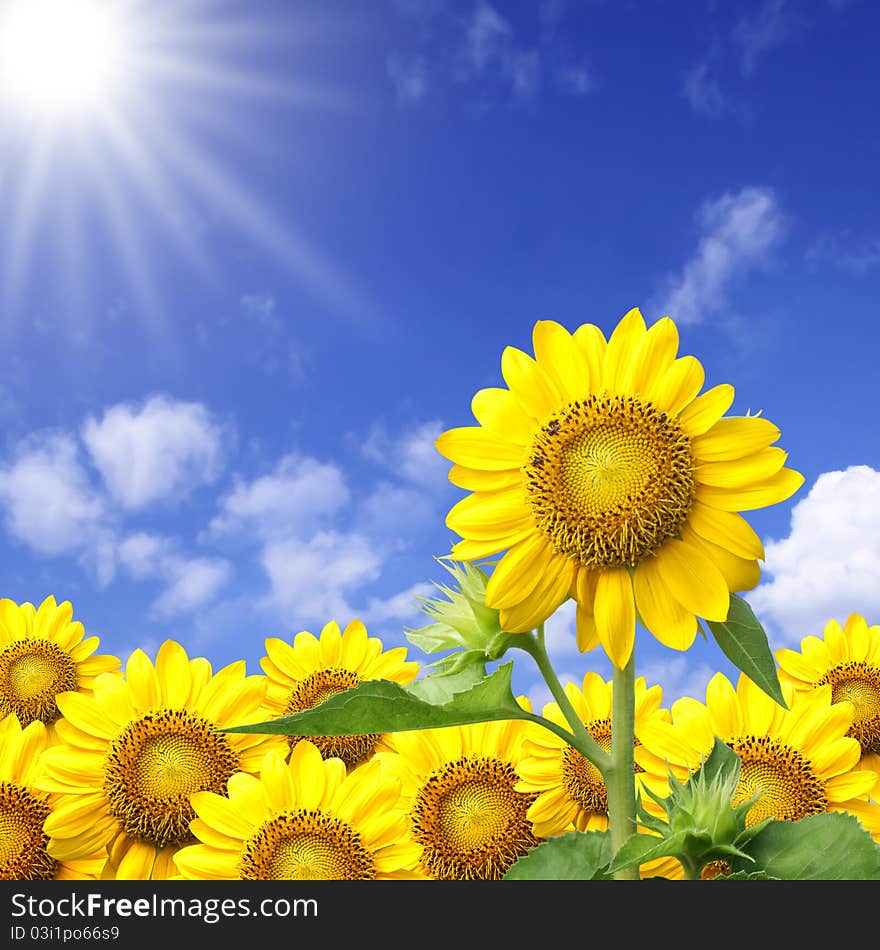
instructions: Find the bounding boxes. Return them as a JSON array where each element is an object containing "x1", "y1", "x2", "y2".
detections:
[
  {"x1": 606, "y1": 651, "x2": 638, "y2": 880},
  {"x1": 515, "y1": 625, "x2": 611, "y2": 774}
]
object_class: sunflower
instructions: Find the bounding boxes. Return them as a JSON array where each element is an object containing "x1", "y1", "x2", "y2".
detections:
[
  {"x1": 0, "y1": 713, "x2": 105, "y2": 880},
  {"x1": 634, "y1": 672, "x2": 880, "y2": 852},
  {"x1": 173, "y1": 740, "x2": 420, "y2": 880},
  {"x1": 0, "y1": 596, "x2": 120, "y2": 734},
  {"x1": 260, "y1": 619, "x2": 419, "y2": 769},
  {"x1": 35, "y1": 640, "x2": 288, "y2": 880},
  {"x1": 515, "y1": 672, "x2": 668, "y2": 836},
  {"x1": 776, "y1": 613, "x2": 880, "y2": 799},
  {"x1": 375, "y1": 708, "x2": 544, "y2": 880},
  {"x1": 435, "y1": 309, "x2": 804, "y2": 668}
]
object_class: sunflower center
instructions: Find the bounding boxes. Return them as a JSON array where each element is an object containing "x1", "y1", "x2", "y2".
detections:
[
  {"x1": 0, "y1": 781, "x2": 57, "y2": 881},
  {"x1": 284, "y1": 669, "x2": 380, "y2": 768},
  {"x1": 239, "y1": 809, "x2": 375, "y2": 880},
  {"x1": 524, "y1": 394, "x2": 695, "y2": 568},
  {"x1": 103, "y1": 709, "x2": 241, "y2": 847},
  {"x1": 562, "y1": 718, "x2": 612, "y2": 815},
  {"x1": 818, "y1": 662, "x2": 880, "y2": 754},
  {"x1": 729, "y1": 735, "x2": 828, "y2": 826},
  {"x1": 411, "y1": 754, "x2": 539, "y2": 880},
  {"x1": 0, "y1": 638, "x2": 78, "y2": 726}
]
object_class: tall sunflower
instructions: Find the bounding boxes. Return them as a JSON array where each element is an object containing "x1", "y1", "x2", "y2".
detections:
[
  {"x1": 35, "y1": 640, "x2": 287, "y2": 880},
  {"x1": 515, "y1": 672, "x2": 668, "y2": 836},
  {"x1": 435, "y1": 309, "x2": 803, "y2": 667},
  {"x1": 260, "y1": 619, "x2": 419, "y2": 769},
  {"x1": 634, "y1": 672, "x2": 880, "y2": 848},
  {"x1": 174, "y1": 741, "x2": 421, "y2": 880},
  {"x1": 375, "y1": 709, "x2": 543, "y2": 880},
  {"x1": 776, "y1": 613, "x2": 880, "y2": 799},
  {"x1": 0, "y1": 596, "x2": 120, "y2": 735},
  {"x1": 0, "y1": 713, "x2": 105, "y2": 880}
]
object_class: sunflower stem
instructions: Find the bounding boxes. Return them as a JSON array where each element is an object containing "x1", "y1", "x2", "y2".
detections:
[
  {"x1": 607, "y1": 651, "x2": 638, "y2": 881},
  {"x1": 514, "y1": 626, "x2": 611, "y2": 773}
]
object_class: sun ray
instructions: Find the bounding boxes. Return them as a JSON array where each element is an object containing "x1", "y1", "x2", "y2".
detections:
[{"x1": 0, "y1": 0, "x2": 372, "y2": 335}]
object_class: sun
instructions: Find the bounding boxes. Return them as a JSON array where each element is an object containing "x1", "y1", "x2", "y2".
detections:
[{"x1": 0, "y1": 0, "x2": 127, "y2": 117}]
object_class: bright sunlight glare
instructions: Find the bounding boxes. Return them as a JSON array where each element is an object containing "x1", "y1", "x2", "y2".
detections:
[{"x1": 0, "y1": 0, "x2": 126, "y2": 116}]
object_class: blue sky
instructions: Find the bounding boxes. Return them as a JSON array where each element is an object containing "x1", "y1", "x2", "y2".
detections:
[{"x1": 1, "y1": 0, "x2": 879, "y2": 711}]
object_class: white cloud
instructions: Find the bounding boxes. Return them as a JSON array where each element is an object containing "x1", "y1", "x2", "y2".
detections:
[
  {"x1": 116, "y1": 531, "x2": 232, "y2": 619},
  {"x1": 239, "y1": 291, "x2": 281, "y2": 331},
  {"x1": 654, "y1": 186, "x2": 786, "y2": 325},
  {"x1": 555, "y1": 61, "x2": 593, "y2": 96},
  {"x1": 0, "y1": 433, "x2": 106, "y2": 556},
  {"x1": 387, "y1": 55, "x2": 429, "y2": 104},
  {"x1": 682, "y1": 60, "x2": 724, "y2": 118},
  {"x1": 733, "y1": 0, "x2": 802, "y2": 76},
  {"x1": 117, "y1": 532, "x2": 174, "y2": 579},
  {"x1": 806, "y1": 230, "x2": 880, "y2": 275},
  {"x1": 637, "y1": 655, "x2": 717, "y2": 708},
  {"x1": 362, "y1": 419, "x2": 448, "y2": 489},
  {"x1": 464, "y1": 1, "x2": 512, "y2": 73},
  {"x1": 82, "y1": 395, "x2": 228, "y2": 510},
  {"x1": 260, "y1": 530, "x2": 383, "y2": 626},
  {"x1": 151, "y1": 557, "x2": 232, "y2": 619},
  {"x1": 209, "y1": 454, "x2": 350, "y2": 541},
  {"x1": 748, "y1": 465, "x2": 880, "y2": 646},
  {"x1": 360, "y1": 581, "x2": 436, "y2": 626}
]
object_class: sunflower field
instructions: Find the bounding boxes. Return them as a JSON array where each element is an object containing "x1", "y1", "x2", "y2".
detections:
[{"x1": 3, "y1": 310, "x2": 880, "y2": 883}]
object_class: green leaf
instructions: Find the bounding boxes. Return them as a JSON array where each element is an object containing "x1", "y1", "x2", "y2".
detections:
[
  {"x1": 223, "y1": 662, "x2": 532, "y2": 737},
  {"x1": 712, "y1": 871, "x2": 776, "y2": 881},
  {"x1": 731, "y1": 812, "x2": 880, "y2": 880},
  {"x1": 503, "y1": 831, "x2": 614, "y2": 880},
  {"x1": 705, "y1": 594, "x2": 786, "y2": 707},
  {"x1": 608, "y1": 831, "x2": 692, "y2": 874},
  {"x1": 405, "y1": 650, "x2": 488, "y2": 703}
]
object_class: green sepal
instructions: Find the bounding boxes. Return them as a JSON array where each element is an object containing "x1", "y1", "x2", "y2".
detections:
[
  {"x1": 705, "y1": 593, "x2": 787, "y2": 707},
  {"x1": 405, "y1": 558, "x2": 506, "y2": 656},
  {"x1": 503, "y1": 831, "x2": 614, "y2": 881}
]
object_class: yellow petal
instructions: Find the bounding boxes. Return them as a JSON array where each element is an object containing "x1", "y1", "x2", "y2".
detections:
[
  {"x1": 695, "y1": 468, "x2": 805, "y2": 511},
  {"x1": 54, "y1": 692, "x2": 118, "y2": 740},
  {"x1": 572, "y1": 323, "x2": 606, "y2": 388},
  {"x1": 633, "y1": 557, "x2": 698, "y2": 651},
  {"x1": 125, "y1": 649, "x2": 161, "y2": 710},
  {"x1": 629, "y1": 316, "x2": 679, "y2": 396},
  {"x1": 645, "y1": 356, "x2": 705, "y2": 416},
  {"x1": 686, "y1": 500, "x2": 765, "y2": 560},
  {"x1": 435, "y1": 426, "x2": 525, "y2": 469},
  {"x1": 654, "y1": 539, "x2": 730, "y2": 621},
  {"x1": 691, "y1": 416, "x2": 781, "y2": 462},
  {"x1": 575, "y1": 603, "x2": 600, "y2": 652},
  {"x1": 485, "y1": 532, "x2": 556, "y2": 610},
  {"x1": 696, "y1": 447, "x2": 788, "y2": 488},
  {"x1": 190, "y1": 791, "x2": 254, "y2": 839},
  {"x1": 705, "y1": 673, "x2": 742, "y2": 739},
  {"x1": 448, "y1": 464, "x2": 521, "y2": 491},
  {"x1": 471, "y1": 387, "x2": 536, "y2": 444},
  {"x1": 532, "y1": 319, "x2": 591, "y2": 401},
  {"x1": 450, "y1": 528, "x2": 534, "y2": 561},
  {"x1": 156, "y1": 640, "x2": 192, "y2": 709},
  {"x1": 677, "y1": 384, "x2": 735, "y2": 437},
  {"x1": 593, "y1": 567, "x2": 636, "y2": 668},
  {"x1": 681, "y1": 526, "x2": 761, "y2": 593},
  {"x1": 499, "y1": 557, "x2": 573, "y2": 632},
  {"x1": 501, "y1": 345, "x2": 562, "y2": 420},
  {"x1": 602, "y1": 307, "x2": 647, "y2": 392},
  {"x1": 446, "y1": 485, "x2": 532, "y2": 539}
]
